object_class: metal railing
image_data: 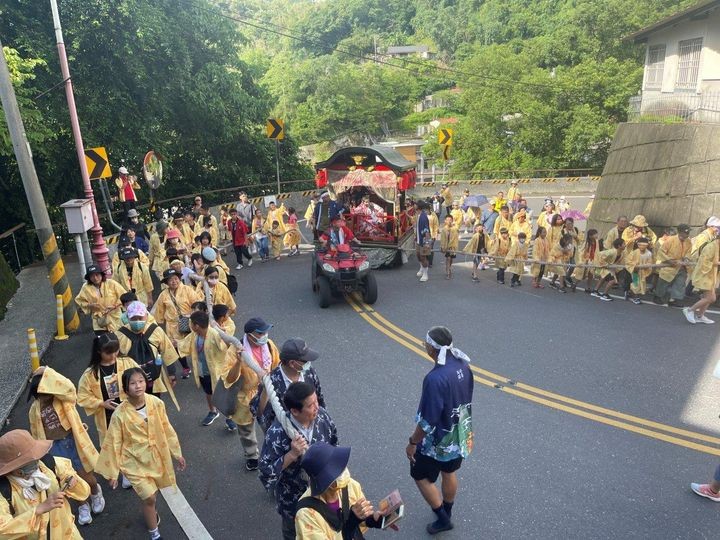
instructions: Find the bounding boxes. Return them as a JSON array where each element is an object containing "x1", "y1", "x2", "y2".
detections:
[{"x1": 628, "y1": 92, "x2": 720, "y2": 123}]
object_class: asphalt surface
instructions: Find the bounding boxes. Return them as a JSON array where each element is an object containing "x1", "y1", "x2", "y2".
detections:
[{"x1": 4, "y1": 238, "x2": 720, "y2": 539}]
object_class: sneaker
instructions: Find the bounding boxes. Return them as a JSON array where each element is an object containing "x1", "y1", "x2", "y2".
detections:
[
  {"x1": 225, "y1": 418, "x2": 238, "y2": 432},
  {"x1": 590, "y1": 290, "x2": 601, "y2": 298},
  {"x1": 235, "y1": 264, "x2": 243, "y2": 270},
  {"x1": 697, "y1": 315, "x2": 715, "y2": 324},
  {"x1": 417, "y1": 268, "x2": 423, "y2": 277},
  {"x1": 691, "y1": 483, "x2": 720, "y2": 502},
  {"x1": 247, "y1": 258, "x2": 253, "y2": 267},
  {"x1": 558, "y1": 287, "x2": 567, "y2": 293},
  {"x1": 202, "y1": 410, "x2": 220, "y2": 426},
  {"x1": 630, "y1": 298, "x2": 642, "y2": 305},
  {"x1": 471, "y1": 276, "x2": 479, "y2": 283},
  {"x1": 683, "y1": 307, "x2": 697, "y2": 324},
  {"x1": 90, "y1": 484, "x2": 105, "y2": 514},
  {"x1": 600, "y1": 293, "x2": 613, "y2": 302},
  {"x1": 549, "y1": 282, "x2": 559, "y2": 290},
  {"x1": 181, "y1": 368, "x2": 191, "y2": 379},
  {"x1": 497, "y1": 280, "x2": 505, "y2": 285},
  {"x1": 420, "y1": 275, "x2": 429, "y2": 282},
  {"x1": 77, "y1": 503, "x2": 92, "y2": 525},
  {"x1": 623, "y1": 291, "x2": 630, "y2": 301},
  {"x1": 245, "y1": 458, "x2": 259, "y2": 471},
  {"x1": 121, "y1": 475, "x2": 132, "y2": 489}
]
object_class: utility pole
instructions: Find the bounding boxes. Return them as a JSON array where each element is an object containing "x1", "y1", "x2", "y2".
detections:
[
  {"x1": 50, "y1": 0, "x2": 110, "y2": 274},
  {"x1": 0, "y1": 42, "x2": 79, "y2": 331},
  {"x1": 275, "y1": 138, "x2": 281, "y2": 195}
]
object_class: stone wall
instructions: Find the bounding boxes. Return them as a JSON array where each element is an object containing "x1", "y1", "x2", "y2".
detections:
[{"x1": 589, "y1": 122, "x2": 720, "y2": 238}]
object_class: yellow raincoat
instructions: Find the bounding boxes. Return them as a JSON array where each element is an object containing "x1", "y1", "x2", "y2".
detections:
[
  {"x1": 450, "y1": 208, "x2": 464, "y2": 228},
  {"x1": 428, "y1": 212, "x2": 440, "y2": 240},
  {"x1": 178, "y1": 326, "x2": 228, "y2": 393},
  {"x1": 690, "y1": 236, "x2": 719, "y2": 291},
  {"x1": 530, "y1": 237, "x2": 550, "y2": 276},
  {"x1": 220, "y1": 341, "x2": 280, "y2": 426},
  {"x1": 596, "y1": 248, "x2": 625, "y2": 279},
  {"x1": 113, "y1": 260, "x2": 154, "y2": 307},
  {"x1": 295, "y1": 478, "x2": 367, "y2": 540},
  {"x1": 116, "y1": 323, "x2": 179, "y2": 396},
  {"x1": 74, "y1": 280, "x2": 127, "y2": 332},
  {"x1": 28, "y1": 368, "x2": 98, "y2": 473},
  {"x1": 0, "y1": 456, "x2": 89, "y2": 539},
  {"x1": 462, "y1": 231, "x2": 490, "y2": 255},
  {"x1": 148, "y1": 232, "x2": 168, "y2": 280},
  {"x1": 182, "y1": 221, "x2": 202, "y2": 247},
  {"x1": 509, "y1": 218, "x2": 531, "y2": 240},
  {"x1": 77, "y1": 357, "x2": 140, "y2": 446},
  {"x1": 506, "y1": 240, "x2": 528, "y2": 276},
  {"x1": 111, "y1": 249, "x2": 148, "y2": 268},
  {"x1": 622, "y1": 226, "x2": 658, "y2": 250},
  {"x1": 572, "y1": 239, "x2": 600, "y2": 281},
  {"x1": 604, "y1": 226, "x2": 623, "y2": 250},
  {"x1": 548, "y1": 244, "x2": 571, "y2": 276},
  {"x1": 95, "y1": 395, "x2": 182, "y2": 500},
  {"x1": 536, "y1": 211, "x2": 550, "y2": 232},
  {"x1": 440, "y1": 225, "x2": 459, "y2": 254},
  {"x1": 493, "y1": 215, "x2": 512, "y2": 236},
  {"x1": 490, "y1": 235, "x2": 511, "y2": 269},
  {"x1": 547, "y1": 225, "x2": 564, "y2": 249},
  {"x1": 196, "y1": 281, "x2": 236, "y2": 315},
  {"x1": 269, "y1": 226, "x2": 284, "y2": 257},
  {"x1": 265, "y1": 204, "x2": 287, "y2": 233},
  {"x1": 657, "y1": 235, "x2": 692, "y2": 283},
  {"x1": 154, "y1": 284, "x2": 203, "y2": 342}
]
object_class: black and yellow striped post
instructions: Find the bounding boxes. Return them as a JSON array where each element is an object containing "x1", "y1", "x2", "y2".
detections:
[{"x1": 40, "y1": 230, "x2": 79, "y2": 332}]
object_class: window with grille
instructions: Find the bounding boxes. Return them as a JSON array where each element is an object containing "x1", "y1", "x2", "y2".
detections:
[
  {"x1": 676, "y1": 38, "x2": 703, "y2": 90},
  {"x1": 644, "y1": 45, "x2": 665, "y2": 89}
]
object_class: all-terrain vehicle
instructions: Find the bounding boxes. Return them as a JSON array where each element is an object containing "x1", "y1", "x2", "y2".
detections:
[{"x1": 311, "y1": 244, "x2": 377, "y2": 308}]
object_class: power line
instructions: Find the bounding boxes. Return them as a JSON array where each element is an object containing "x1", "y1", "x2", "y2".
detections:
[{"x1": 186, "y1": 0, "x2": 571, "y2": 96}]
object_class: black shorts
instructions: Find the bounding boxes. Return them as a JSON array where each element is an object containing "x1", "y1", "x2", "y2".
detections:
[
  {"x1": 199, "y1": 374, "x2": 213, "y2": 396},
  {"x1": 444, "y1": 252, "x2": 456, "y2": 259},
  {"x1": 410, "y1": 451, "x2": 463, "y2": 483}
]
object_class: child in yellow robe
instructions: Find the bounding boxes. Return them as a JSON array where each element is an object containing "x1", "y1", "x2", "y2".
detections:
[
  {"x1": 113, "y1": 247, "x2": 154, "y2": 308},
  {"x1": 685, "y1": 220, "x2": 720, "y2": 324},
  {"x1": 490, "y1": 227, "x2": 511, "y2": 284},
  {"x1": 269, "y1": 220, "x2": 285, "y2": 260},
  {"x1": 75, "y1": 265, "x2": 127, "y2": 334},
  {"x1": 28, "y1": 367, "x2": 104, "y2": 525},
  {"x1": 96, "y1": 368, "x2": 185, "y2": 540},
  {"x1": 549, "y1": 234, "x2": 573, "y2": 292},
  {"x1": 530, "y1": 227, "x2": 549, "y2": 288},
  {"x1": 507, "y1": 232, "x2": 529, "y2": 287},
  {"x1": 462, "y1": 224, "x2": 490, "y2": 282},
  {"x1": 572, "y1": 229, "x2": 600, "y2": 294},
  {"x1": 284, "y1": 207, "x2": 302, "y2": 256},
  {"x1": 0, "y1": 429, "x2": 90, "y2": 539},
  {"x1": 624, "y1": 238, "x2": 653, "y2": 304},
  {"x1": 595, "y1": 238, "x2": 626, "y2": 301},
  {"x1": 197, "y1": 266, "x2": 236, "y2": 316},
  {"x1": 440, "y1": 216, "x2": 459, "y2": 279}
]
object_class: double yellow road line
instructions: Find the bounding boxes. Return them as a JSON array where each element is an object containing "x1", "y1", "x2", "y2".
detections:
[{"x1": 345, "y1": 295, "x2": 720, "y2": 456}]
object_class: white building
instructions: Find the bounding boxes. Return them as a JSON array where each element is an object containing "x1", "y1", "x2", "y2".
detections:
[
  {"x1": 385, "y1": 45, "x2": 433, "y2": 60},
  {"x1": 627, "y1": 0, "x2": 720, "y2": 121}
]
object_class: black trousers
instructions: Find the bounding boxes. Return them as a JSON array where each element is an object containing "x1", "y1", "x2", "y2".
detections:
[
  {"x1": 497, "y1": 268, "x2": 505, "y2": 282},
  {"x1": 234, "y1": 244, "x2": 253, "y2": 264}
]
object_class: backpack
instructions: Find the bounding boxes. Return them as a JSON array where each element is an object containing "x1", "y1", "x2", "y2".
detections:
[
  {"x1": 227, "y1": 274, "x2": 238, "y2": 295},
  {"x1": 295, "y1": 487, "x2": 365, "y2": 540},
  {"x1": 0, "y1": 454, "x2": 56, "y2": 516},
  {"x1": 118, "y1": 323, "x2": 161, "y2": 380}
]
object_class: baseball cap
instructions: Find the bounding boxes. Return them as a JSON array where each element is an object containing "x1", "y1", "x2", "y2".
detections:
[
  {"x1": 161, "y1": 268, "x2": 181, "y2": 283},
  {"x1": 677, "y1": 224, "x2": 690, "y2": 235},
  {"x1": 118, "y1": 166, "x2": 128, "y2": 174},
  {"x1": 126, "y1": 301, "x2": 147, "y2": 319},
  {"x1": 244, "y1": 317, "x2": 273, "y2": 334},
  {"x1": 280, "y1": 338, "x2": 320, "y2": 363},
  {"x1": 119, "y1": 247, "x2": 138, "y2": 260}
]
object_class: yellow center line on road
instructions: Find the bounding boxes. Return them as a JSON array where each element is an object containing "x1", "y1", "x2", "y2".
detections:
[{"x1": 346, "y1": 295, "x2": 720, "y2": 456}]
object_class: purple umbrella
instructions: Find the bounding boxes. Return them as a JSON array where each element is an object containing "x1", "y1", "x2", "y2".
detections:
[
  {"x1": 461, "y1": 195, "x2": 489, "y2": 210},
  {"x1": 561, "y1": 209, "x2": 587, "y2": 221}
]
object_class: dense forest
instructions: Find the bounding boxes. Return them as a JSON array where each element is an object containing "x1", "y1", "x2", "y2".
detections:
[{"x1": 0, "y1": 0, "x2": 698, "y2": 235}]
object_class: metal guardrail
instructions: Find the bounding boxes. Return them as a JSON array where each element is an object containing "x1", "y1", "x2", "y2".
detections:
[{"x1": 628, "y1": 92, "x2": 720, "y2": 123}]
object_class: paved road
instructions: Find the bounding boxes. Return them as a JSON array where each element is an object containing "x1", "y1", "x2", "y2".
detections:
[{"x1": 4, "y1": 246, "x2": 719, "y2": 539}]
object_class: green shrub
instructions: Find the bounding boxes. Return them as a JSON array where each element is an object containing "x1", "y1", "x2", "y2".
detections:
[{"x1": 0, "y1": 252, "x2": 19, "y2": 321}]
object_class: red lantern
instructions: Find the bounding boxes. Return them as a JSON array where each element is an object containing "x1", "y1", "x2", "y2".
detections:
[
  {"x1": 398, "y1": 171, "x2": 411, "y2": 191},
  {"x1": 315, "y1": 169, "x2": 327, "y2": 188}
]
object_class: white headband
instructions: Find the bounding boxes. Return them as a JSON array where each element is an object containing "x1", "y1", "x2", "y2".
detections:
[{"x1": 425, "y1": 333, "x2": 471, "y2": 365}]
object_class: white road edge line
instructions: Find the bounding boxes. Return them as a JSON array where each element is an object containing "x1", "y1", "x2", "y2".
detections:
[{"x1": 160, "y1": 486, "x2": 213, "y2": 540}]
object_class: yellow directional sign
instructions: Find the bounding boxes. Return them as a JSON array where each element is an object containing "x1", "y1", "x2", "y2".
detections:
[
  {"x1": 84, "y1": 147, "x2": 111, "y2": 180},
  {"x1": 266, "y1": 118, "x2": 285, "y2": 140},
  {"x1": 438, "y1": 128, "x2": 453, "y2": 146}
]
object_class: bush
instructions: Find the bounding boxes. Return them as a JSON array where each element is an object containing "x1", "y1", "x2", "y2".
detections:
[{"x1": 0, "y1": 252, "x2": 19, "y2": 321}]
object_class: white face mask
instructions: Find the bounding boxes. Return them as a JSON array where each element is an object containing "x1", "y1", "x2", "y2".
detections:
[
  {"x1": 519, "y1": 240, "x2": 526, "y2": 244},
  {"x1": 332, "y1": 468, "x2": 351, "y2": 490}
]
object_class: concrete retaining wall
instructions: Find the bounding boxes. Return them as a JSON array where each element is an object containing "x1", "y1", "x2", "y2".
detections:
[{"x1": 589, "y1": 122, "x2": 720, "y2": 238}]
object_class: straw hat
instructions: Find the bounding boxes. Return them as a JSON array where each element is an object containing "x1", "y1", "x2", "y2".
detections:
[
  {"x1": 630, "y1": 215, "x2": 648, "y2": 228},
  {"x1": 0, "y1": 430, "x2": 52, "y2": 476}
]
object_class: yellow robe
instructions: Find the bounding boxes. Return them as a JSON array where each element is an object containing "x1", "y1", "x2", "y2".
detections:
[
  {"x1": 440, "y1": 188, "x2": 453, "y2": 207},
  {"x1": 690, "y1": 237, "x2": 719, "y2": 291},
  {"x1": 269, "y1": 227, "x2": 284, "y2": 257},
  {"x1": 572, "y1": 239, "x2": 600, "y2": 281},
  {"x1": 536, "y1": 211, "x2": 550, "y2": 232},
  {"x1": 220, "y1": 340, "x2": 280, "y2": 426},
  {"x1": 530, "y1": 237, "x2": 550, "y2": 276},
  {"x1": 625, "y1": 248, "x2": 653, "y2": 295},
  {"x1": 113, "y1": 260, "x2": 154, "y2": 306},
  {"x1": 596, "y1": 248, "x2": 625, "y2": 279},
  {"x1": 548, "y1": 244, "x2": 571, "y2": 275},
  {"x1": 178, "y1": 327, "x2": 229, "y2": 394},
  {"x1": 154, "y1": 285, "x2": 203, "y2": 342},
  {"x1": 428, "y1": 212, "x2": 440, "y2": 239},
  {"x1": 506, "y1": 240, "x2": 528, "y2": 276},
  {"x1": 604, "y1": 226, "x2": 623, "y2": 250},
  {"x1": 28, "y1": 368, "x2": 99, "y2": 473},
  {"x1": 77, "y1": 357, "x2": 140, "y2": 446},
  {"x1": 116, "y1": 324, "x2": 179, "y2": 395},
  {"x1": 509, "y1": 219, "x2": 531, "y2": 240},
  {"x1": 450, "y1": 208, "x2": 464, "y2": 228},
  {"x1": 95, "y1": 395, "x2": 182, "y2": 500},
  {"x1": 489, "y1": 236, "x2": 511, "y2": 269},
  {"x1": 218, "y1": 318, "x2": 236, "y2": 338},
  {"x1": 303, "y1": 201, "x2": 316, "y2": 223},
  {"x1": 196, "y1": 281, "x2": 236, "y2": 315},
  {"x1": 657, "y1": 235, "x2": 692, "y2": 283},
  {"x1": 148, "y1": 232, "x2": 168, "y2": 279},
  {"x1": 440, "y1": 225, "x2": 459, "y2": 253},
  {"x1": 295, "y1": 478, "x2": 366, "y2": 540},
  {"x1": 111, "y1": 249, "x2": 149, "y2": 268},
  {"x1": 265, "y1": 205, "x2": 287, "y2": 233},
  {"x1": 493, "y1": 215, "x2": 512, "y2": 236},
  {"x1": 462, "y1": 232, "x2": 490, "y2": 255},
  {"x1": 547, "y1": 225, "x2": 564, "y2": 249},
  {"x1": 74, "y1": 280, "x2": 127, "y2": 332},
  {"x1": 622, "y1": 226, "x2": 658, "y2": 250},
  {"x1": 507, "y1": 186, "x2": 519, "y2": 202},
  {"x1": 0, "y1": 456, "x2": 89, "y2": 540}
]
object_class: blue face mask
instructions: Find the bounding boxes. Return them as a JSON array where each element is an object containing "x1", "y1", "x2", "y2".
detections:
[
  {"x1": 120, "y1": 312, "x2": 129, "y2": 325},
  {"x1": 300, "y1": 361, "x2": 312, "y2": 374},
  {"x1": 129, "y1": 320, "x2": 146, "y2": 333},
  {"x1": 253, "y1": 333, "x2": 269, "y2": 346}
]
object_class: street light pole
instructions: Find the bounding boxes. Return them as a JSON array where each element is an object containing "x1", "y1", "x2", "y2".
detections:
[
  {"x1": 50, "y1": 0, "x2": 110, "y2": 274},
  {"x1": 275, "y1": 139, "x2": 281, "y2": 195},
  {"x1": 0, "y1": 42, "x2": 79, "y2": 330}
]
